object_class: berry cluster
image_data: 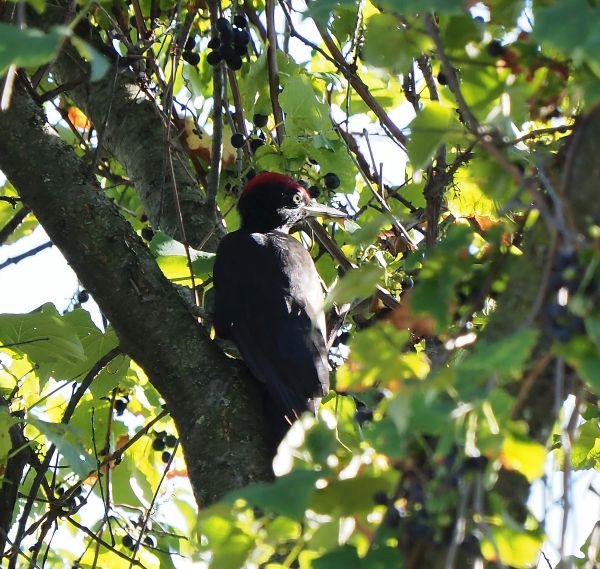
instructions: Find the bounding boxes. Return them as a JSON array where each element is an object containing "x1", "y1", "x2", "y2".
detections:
[
  {"x1": 229, "y1": 113, "x2": 270, "y2": 153},
  {"x1": 152, "y1": 430, "x2": 178, "y2": 463},
  {"x1": 181, "y1": 36, "x2": 200, "y2": 66},
  {"x1": 207, "y1": 15, "x2": 250, "y2": 71},
  {"x1": 56, "y1": 485, "x2": 84, "y2": 513}
]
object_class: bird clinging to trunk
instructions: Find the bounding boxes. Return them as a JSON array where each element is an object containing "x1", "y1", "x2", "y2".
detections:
[{"x1": 213, "y1": 172, "x2": 345, "y2": 435}]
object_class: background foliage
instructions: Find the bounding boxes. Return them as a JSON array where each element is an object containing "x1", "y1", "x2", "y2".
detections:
[{"x1": 1, "y1": 0, "x2": 600, "y2": 567}]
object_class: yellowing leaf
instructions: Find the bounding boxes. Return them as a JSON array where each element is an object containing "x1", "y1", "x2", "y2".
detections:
[
  {"x1": 67, "y1": 106, "x2": 91, "y2": 130},
  {"x1": 481, "y1": 525, "x2": 544, "y2": 568},
  {"x1": 500, "y1": 434, "x2": 546, "y2": 482}
]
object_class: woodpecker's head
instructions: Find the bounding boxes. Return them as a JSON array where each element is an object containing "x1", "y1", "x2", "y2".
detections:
[{"x1": 238, "y1": 172, "x2": 345, "y2": 233}]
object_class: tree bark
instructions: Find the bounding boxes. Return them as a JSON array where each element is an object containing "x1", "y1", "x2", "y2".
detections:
[{"x1": 0, "y1": 84, "x2": 271, "y2": 506}]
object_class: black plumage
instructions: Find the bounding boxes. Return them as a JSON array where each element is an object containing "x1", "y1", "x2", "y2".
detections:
[{"x1": 213, "y1": 172, "x2": 345, "y2": 425}]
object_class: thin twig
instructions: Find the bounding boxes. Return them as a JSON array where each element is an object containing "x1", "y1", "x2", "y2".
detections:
[
  {"x1": 0, "y1": 241, "x2": 53, "y2": 271},
  {"x1": 266, "y1": 0, "x2": 286, "y2": 144}
]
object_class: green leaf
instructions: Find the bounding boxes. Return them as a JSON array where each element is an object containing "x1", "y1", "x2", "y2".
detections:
[
  {"x1": 279, "y1": 74, "x2": 330, "y2": 135},
  {"x1": 460, "y1": 329, "x2": 539, "y2": 379},
  {"x1": 226, "y1": 470, "x2": 321, "y2": 519},
  {"x1": 0, "y1": 24, "x2": 69, "y2": 76},
  {"x1": 71, "y1": 37, "x2": 110, "y2": 82},
  {"x1": 325, "y1": 264, "x2": 384, "y2": 307},
  {"x1": 571, "y1": 420, "x2": 600, "y2": 470},
  {"x1": 585, "y1": 313, "x2": 600, "y2": 347},
  {"x1": 311, "y1": 474, "x2": 396, "y2": 516},
  {"x1": 362, "y1": 14, "x2": 433, "y2": 73},
  {"x1": 0, "y1": 303, "x2": 86, "y2": 381},
  {"x1": 382, "y1": 0, "x2": 465, "y2": 15},
  {"x1": 0, "y1": 407, "x2": 17, "y2": 460},
  {"x1": 313, "y1": 546, "x2": 361, "y2": 569},
  {"x1": 28, "y1": 417, "x2": 96, "y2": 479},
  {"x1": 407, "y1": 102, "x2": 465, "y2": 170},
  {"x1": 533, "y1": 0, "x2": 600, "y2": 70}
]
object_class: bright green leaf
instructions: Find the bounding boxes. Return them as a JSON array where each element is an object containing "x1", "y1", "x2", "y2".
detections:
[
  {"x1": 0, "y1": 24, "x2": 69, "y2": 76},
  {"x1": 325, "y1": 264, "x2": 384, "y2": 307},
  {"x1": 406, "y1": 102, "x2": 465, "y2": 170}
]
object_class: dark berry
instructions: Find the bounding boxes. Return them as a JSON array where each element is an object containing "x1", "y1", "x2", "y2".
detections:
[
  {"x1": 56, "y1": 486, "x2": 65, "y2": 496},
  {"x1": 437, "y1": 71, "x2": 448, "y2": 85},
  {"x1": 383, "y1": 506, "x2": 402, "y2": 528},
  {"x1": 143, "y1": 535, "x2": 156, "y2": 548},
  {"x1": 234, "y1": 43, "x2": 248, "y2": 56},
  {"x1": 463, "y1": 455, "x2": 489, "y2": 471},
  {"x1": 233, "y1": 29, "x2": 250, "y2": 46},
  {"x1": 253, "y1": 113, "x2": 268, "y2": 127},
  {"x1": 354, "y1": 406, "x2": 373, "y2": 425},
  {"x1": 233, "y1": 14, "x2": 248, "y2": 29},
  {"x1": 486, "y1": 40, "x2": 505, "y2": 57},
  {"x1": 114, "y1": 399, "x2": 127, "y2": 415},
  {"x1": 141, "y1": 227, "x2": 154, "y2": 241},
  {"x1": 207, "y1": 37, "x2": 221, "y2": 50},
  {"x1": 323, "y1": 172, "x2": 340, "y2": 190},
  {"x1": 308, "y1": 186, "x2": 321, "y2": 199},
  {"x1": 216, "y1": 17, "x2": 232, "y2": 34},
  {"x1": 122, "y1": 535, "x2": 135, "y2": 550},
  {"x1": 373, "y1": 491, "x2": 389, "y2": 505},
  {"x1": 184, "y1": 36, "x2": 195, "y2": 51},
  {"x1": 161, "y1": 451, "x2": 172, "y2": 463},
  {"x1": 154, "y1": 430, "x2": 166, "y2": 440},
  {"x1": 230, "y1": 133, "x2": 245, "y2": 148},
  {"x1": 219, "y1": 43, "x2": 237, "y2": 60},
  {"x1": 249, "y1": 138, "x2": 265, "y2": 153},
  {"x1": 77, "y1": 290, "x2": 90, "y2": 303},
  {"x1": 152, "y1": 438, "x2": 166, "y2": 451},
  {"x1": 206, "y1": 50, "x2": 222, "y2": 66},
  {"x1": 226, "y1": 54, "x2": 243, "y2": 71},
  {"x1": 401, "y1": 276, "x2": 414, "y2": 289},
  {"x1": 298, "y1": 179, "x2": 309, "y2": 189},
  {"x1": 246, "y1": 168, "x2": 256, "y2": 180},
  {"x1": 165, "y1": 434, "x2": 178, "y2": 448},
  {"x1": 181, "y1": 51, "x2": 200, "y2": 66},
  {"x1": 140, "y1": 213, "x2": 148, "y2": 223}
]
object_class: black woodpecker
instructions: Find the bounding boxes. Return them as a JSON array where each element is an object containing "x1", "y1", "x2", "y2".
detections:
[{"x1": 213, "y1": 172, "x2": 345, "y2": 430}]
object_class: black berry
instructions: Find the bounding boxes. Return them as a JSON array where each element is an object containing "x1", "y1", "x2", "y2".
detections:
[
  {"x1": 373, "y1": 491, "x2": 389, "y2": 505},
  {"x1": 323, "y1": 172, "x2": 340, "y2": 189},
  {"x1": 216, "y1": 18, "x2": 232, "y2": 34},
  {"x1": 253, "y1": 113, "x2": 268, "y2": 127},
  {"x1": 383, "y1": 506, "x2": 402, "y2": 528},
  {"x1": 486, "y1": 40, "x2": 505, "y2": 57},
  {"x1": 234, "y1": 43, "x2": 248, "y2": 56},
  {"x1": 143, "y1": 535, "x2": 156, "y2": 548},
  {"x1": 249, "y1": 138, "x2": 265, "y2": 153},
  {"x1": 230, "y1": 133, "x2": 245, "y2": 148},
  {"x1": 401, "y1": 276, "x2": 414, "y2": 289},
  {"x1": 233, "y1": 29, "x2": 250, "y2": 46},
  {"x1": 226, "y1": 54, "x2": 243, "y2": 71},
  {"x1": 437, "y1": 71, "x2": 448, "y2": 85},
  {"x1": 219, "y1": 43, "x2": 237, "y2": 61},
  {"x1": 165, "y1": 434, "x2": 178, "y2": 448},
  {"x1": 114, "y1": 399, "x2": 127, "y2": 415},
  {"x1": 207, "y1": 37, "x2": 221, "y2": 50},
  {"x1": 233, "y1": 14, "x2": 248, "y2": 29},
  {"x1": 161, "y1": 451, "x2": 172, "y2": 463},
  {"x1": 141, "y1": 227, "x2": 154, "y2": 241},
  {"x1": 206, "y1": 50, "x2": 222, "y2": 66},
  {"x1": 77, "y1": 290, "x2": 89, "y2": 303},
  {"x1": 463, "y1": 456, "x2": 489, "y2": 471},
  {"x1": 152, "y1": 438, "x2": 166, "y2": 451},
  {"x1": 181, "y1": 51, "x2": 200, "y2": 66},
  {"x1": 184, "y1": 36, "x2": 195, "y2": 51},
  {"x1": 308, "y1": 186, "x2": 321, "y2": 199},
  {"x1": 122, "y1": 535, "x2": 135, "y2": 549},
  {"x1": 354, "y1": 406, "x2": 373, "y2": 425}
]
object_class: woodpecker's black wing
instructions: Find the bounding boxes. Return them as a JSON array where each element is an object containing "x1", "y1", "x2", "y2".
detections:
[{"x1": 213, "y1": 230, "x2": 329, "y2": 421}]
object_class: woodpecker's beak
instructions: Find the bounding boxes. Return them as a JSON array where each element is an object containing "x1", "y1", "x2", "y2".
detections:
[{"x1": 301, "y1": 201, "x2": 347, "y2": 220}]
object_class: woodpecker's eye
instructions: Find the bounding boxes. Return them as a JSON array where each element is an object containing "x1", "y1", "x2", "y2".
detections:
[{"x1": 292, "y1": 192, "x2": 303, "y2": 205}]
